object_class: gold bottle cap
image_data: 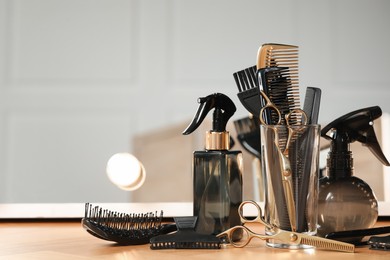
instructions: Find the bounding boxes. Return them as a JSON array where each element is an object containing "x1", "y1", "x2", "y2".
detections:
[{"x1": 205, "y1": 131, "x2": 230, "y2": 150}]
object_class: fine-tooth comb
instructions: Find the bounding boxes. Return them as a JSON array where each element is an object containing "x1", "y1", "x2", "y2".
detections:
[
  {"x1": 82, "y1": 203, "x2": 177, "y2": 245},
  {"x1": 150, "y1": 216, "x2": 221, "y2": 249}
]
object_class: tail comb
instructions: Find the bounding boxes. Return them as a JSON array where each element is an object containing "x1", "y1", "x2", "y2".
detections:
[{"x1": 150, "y1": 216, "x2": 221, "y2": 249}]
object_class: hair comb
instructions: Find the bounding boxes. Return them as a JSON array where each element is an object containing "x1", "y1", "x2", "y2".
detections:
[
  {"x1": 150, "y1": 216, "x2": 221, "y2": 249},
  {"x1": 257, "y1": 43, "x2": 301, "y2": 125}
]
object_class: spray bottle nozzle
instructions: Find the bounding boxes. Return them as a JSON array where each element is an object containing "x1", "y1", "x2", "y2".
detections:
[
  {"x1": 183, "y1": 93, "x2": 236, "y2": 151},
  {"x1": 182, "y1": 93, "x2": 236, "y2": 135},
  {"x1": 322, "y1": 106, "x2": 390, "y2": 166}
]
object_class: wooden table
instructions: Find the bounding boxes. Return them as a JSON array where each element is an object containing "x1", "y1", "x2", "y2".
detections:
[{"x1": 0, "y1": 220, "x2": 389, "y2": 260}]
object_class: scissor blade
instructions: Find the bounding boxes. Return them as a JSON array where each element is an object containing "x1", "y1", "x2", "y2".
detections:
[
  {"x1": 297, "y1": 234, "x2": 355, "y2": 253},
  {"x1": 276, "y1": 136, "x2": 296, "y2": 232},
  {"x1": 282, "y1": 178, "x2": 296, "y2": 232}
]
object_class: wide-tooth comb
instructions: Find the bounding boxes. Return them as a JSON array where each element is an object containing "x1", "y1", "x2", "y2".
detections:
[
  {"x1": 233, "y1": 65, "x2": 264, "y2": 117},
  {"x1": 150, "y1": 216, "x2": 221, "y2": 249},
  {"x1": 257, "y1": 43, "x2": 301, "y2": 125}
]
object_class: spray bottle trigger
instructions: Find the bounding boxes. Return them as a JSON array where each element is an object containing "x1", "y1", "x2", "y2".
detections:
[{"x1": 364, "y1": 126, "x2": 390, "y2": 166}]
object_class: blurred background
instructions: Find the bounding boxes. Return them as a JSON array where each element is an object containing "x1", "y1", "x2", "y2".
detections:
[{"x1": 0, "y1": 0, "x2": 389, "y2": 205}]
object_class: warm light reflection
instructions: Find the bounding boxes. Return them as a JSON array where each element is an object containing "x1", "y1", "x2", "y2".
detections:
[{"x1": 106, "y1": 153, "x2": 146, "y2": 191}]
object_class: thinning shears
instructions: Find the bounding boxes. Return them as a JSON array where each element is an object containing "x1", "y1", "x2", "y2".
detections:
[{"x1": 216, "y1": 200, "x2": 354, "y2": 253}]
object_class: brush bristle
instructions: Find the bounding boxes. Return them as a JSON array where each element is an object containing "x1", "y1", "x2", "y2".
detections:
[
  {"x1": 233, "y1": 65, "x2": 257, "y2": 92},
  {"x1": 84, "y1": 203, "x2": 163, "y2": 232},
  {"x1": 82, "y1": 203, "x2": 176, "y2": 245}
]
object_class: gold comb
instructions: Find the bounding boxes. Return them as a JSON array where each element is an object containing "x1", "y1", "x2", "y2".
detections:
[
  {"x1": 256, "y1": 43, "x2": 301, "y2": 126},
  {"x1": 257, "y1": 43, "x2": 299, "y2": 70}
]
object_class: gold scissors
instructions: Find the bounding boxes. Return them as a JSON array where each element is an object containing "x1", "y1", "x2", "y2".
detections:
[
  {"x1": 258, "y1": 91, "x2": 308, "y2": 232},
  {"x1": 258, "y1": 90, "x2": 307, "y2": 126},
  {"x1": 216, "y1": 200, "x2": 355, "y2": 253}
]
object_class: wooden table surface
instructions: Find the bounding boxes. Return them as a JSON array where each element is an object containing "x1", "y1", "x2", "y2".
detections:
[{"x1": 0, "y1": 220, "x2": 389, "y2": 260}]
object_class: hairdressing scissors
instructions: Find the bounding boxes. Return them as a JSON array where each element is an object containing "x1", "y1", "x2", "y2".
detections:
[
  {"x1": 258, "y1": 91, "x2": 308, "y2": 232},
  {"x1": 216, "y1": 200, "x2": 355, "y2": 253},
  {"x1": 259, "y1": 90, "x2": 308, "y2": 127}
]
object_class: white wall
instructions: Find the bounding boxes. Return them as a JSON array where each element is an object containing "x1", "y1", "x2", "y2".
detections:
[{"x1": 1, "y1": 0, "x2": 389, "y2": 203}]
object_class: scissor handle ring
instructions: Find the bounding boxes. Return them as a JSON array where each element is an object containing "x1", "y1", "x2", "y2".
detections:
[
  {"x1": 285, "y1": 108, "x2": 308, "y2": 126},
  {"x1": 259, "y1": 105, "x2": 281, "y2": 125},
  {"x1": 259, "y1": 91, "x2": 282, "y2": 125},
  {"x1": 228, "y1": 226, "x2": 251, "y2": 248},
  {"x1": 238, "y1": 200, "x2": 264, "y2": 223}
]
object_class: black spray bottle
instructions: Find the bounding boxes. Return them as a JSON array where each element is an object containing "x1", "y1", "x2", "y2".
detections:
[
  {"x1": 183, "y1": 93, "x2": 243, "y2": 236},
  {"x1": 317, "y1": 106, "x2": 390, "y2": 237}
]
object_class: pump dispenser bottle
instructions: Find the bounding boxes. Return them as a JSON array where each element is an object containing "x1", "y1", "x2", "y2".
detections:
[
  {"x1": 183, "y1": 93, "x2": 243, "y2": 236},
  {"x1": 318, "y1": 106, "x2": 390, "y2": 237}
]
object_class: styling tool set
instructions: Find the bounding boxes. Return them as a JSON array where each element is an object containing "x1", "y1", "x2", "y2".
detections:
[
  {"x1": 234, "y1": 43, "x2": 321, "y2": 236},
  {"x1": 82, "y1": 42, "x2": 390, "y2": 254}
]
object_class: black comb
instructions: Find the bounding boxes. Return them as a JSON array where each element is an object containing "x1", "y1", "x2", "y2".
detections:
[
  {"x1": 150, "y1": 216, "x2": 221, "y2": 249},
  {"x1": 303, "y1": 87, "x2": 322, "y2": 125},
  {"x1": 368, "y1": 235, "x2": 390, "y2": 250},
  {"x1": 296, "y1": 87, "x2": 322, "y2": 232}
]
